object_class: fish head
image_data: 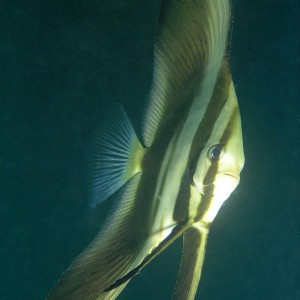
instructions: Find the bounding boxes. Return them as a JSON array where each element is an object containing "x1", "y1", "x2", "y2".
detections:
[{"x1": 191, "y1": 85, "x2": 245, "y2": 223}]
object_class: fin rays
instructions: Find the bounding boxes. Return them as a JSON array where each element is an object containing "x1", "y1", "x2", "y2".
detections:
[
  {"x1": 142, "y1": 0, "x2": 231, "y2": 146},
  {"x1": 47, "y1": 174, "x2": 145, "y2": 300},
  {"x1": 88, "y1": 105, "x2": 144, "y2": 207}
]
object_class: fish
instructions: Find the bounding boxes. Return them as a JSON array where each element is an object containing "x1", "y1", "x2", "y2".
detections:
[{"x1": 47, "y1": 0, "x2": 245, "y2": 299}]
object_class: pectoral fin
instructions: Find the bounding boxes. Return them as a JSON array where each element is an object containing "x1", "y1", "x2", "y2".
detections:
[{"x1": 172, "y1": 223, "x2": 209, "y2": 300}]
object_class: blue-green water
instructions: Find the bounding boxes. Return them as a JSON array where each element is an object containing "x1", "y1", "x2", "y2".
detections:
[{"x1": 1, "y1": 0, "x2": 299, "y2": 299}]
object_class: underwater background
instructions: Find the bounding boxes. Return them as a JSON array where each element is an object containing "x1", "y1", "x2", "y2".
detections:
[{"x1": 0, "y1": 0, "x2": 299, "y2": 299}]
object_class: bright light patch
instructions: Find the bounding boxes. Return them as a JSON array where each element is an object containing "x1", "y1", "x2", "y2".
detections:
[{"x1": 202, "y1": 174, "x2": 239, "y2": 223}]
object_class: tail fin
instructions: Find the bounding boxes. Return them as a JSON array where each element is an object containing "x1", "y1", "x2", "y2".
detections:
[{"x1": 88, "y1": 104, "x2": 144, "y2": 208}]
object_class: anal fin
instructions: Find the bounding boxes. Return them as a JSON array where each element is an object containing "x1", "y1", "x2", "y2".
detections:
[
  {"x1": 104, "y1": 220, "x2": 193, "y2": 292},
  {"x1": 47, "y1": 174, "x2": 147, "y2": 300}
]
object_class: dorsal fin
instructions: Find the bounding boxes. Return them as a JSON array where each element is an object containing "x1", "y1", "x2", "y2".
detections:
[
  {"x1": 88, "y1": 105, "x2": 144, "y2": 207},
  {"x1": 142, "y1": 0, "x2": 231, "y2": 146}
]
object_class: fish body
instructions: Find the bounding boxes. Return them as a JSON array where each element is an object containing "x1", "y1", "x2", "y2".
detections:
[{"x1": 47, "y1": 0, "x2": 245, "y2": 299}]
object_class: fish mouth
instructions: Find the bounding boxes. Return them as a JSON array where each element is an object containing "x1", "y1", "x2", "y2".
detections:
[
  {"x1": 224, "y1": 173, "x2": 240, "y2": 182},
  {"x1": 193, "y1": 173, "x2": 240, "y2": 195}
]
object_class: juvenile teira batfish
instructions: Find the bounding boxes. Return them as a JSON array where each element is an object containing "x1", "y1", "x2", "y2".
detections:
[{"x1": 47, "y1": 0, "x2": 245, "y2": 299}]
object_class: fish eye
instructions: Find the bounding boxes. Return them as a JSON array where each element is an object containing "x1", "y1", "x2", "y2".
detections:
[{"x1": 208, "y1": 144, "x2": 225, "y2": 161}]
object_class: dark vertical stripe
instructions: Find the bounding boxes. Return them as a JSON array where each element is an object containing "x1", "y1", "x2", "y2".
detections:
[
  {"x1": 172, "y1": 59, "x2": 232, "y2": 223},
  {"x1": 188, "y1": 59, "x2": 232, "y2": 163},
  {"x1": 195, "y1": 107, "x2": 239, "y2": 221},
  {"x1": 137, "y1": 114, "x2": 189, "y2": 233},
  {"x1": 173, "y1": 166, "x2": 191, "y2": 222}
]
